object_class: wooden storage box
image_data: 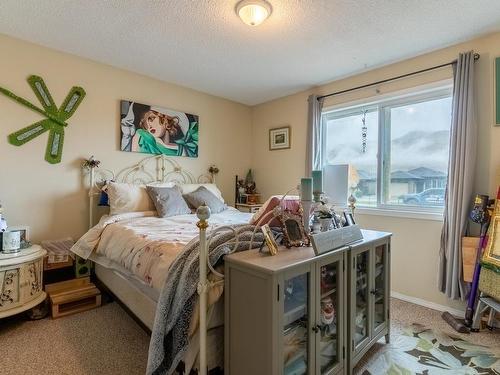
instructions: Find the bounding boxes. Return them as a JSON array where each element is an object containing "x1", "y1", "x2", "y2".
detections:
[
  {"x1": 462, "y1": 237, "x2": 479, "y2": 283},
  {"x1": 45, "y1": 277, "x2": 101, "y2": 318},
  {"x1": 43, "y1": 255, "x2": 73, "y2": 271}
]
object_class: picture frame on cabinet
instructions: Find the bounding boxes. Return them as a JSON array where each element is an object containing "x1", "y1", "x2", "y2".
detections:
[
  {"x1": 279, "y1": 210, "x2": 309, "y2": 247},
  {"x1": 343, "y1": 211, "x2": 355, "y2": 226},
  {"x1": 261, "y1": 224, "x2": 279, "y2": 255}
]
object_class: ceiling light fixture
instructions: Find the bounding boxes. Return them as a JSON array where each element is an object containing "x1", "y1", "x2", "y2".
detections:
[{"x1": 236, "y1": 0, "x2": 272, "y2": 26}]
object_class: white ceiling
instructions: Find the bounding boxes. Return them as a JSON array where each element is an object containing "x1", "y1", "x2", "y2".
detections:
[{"x1": 1, "y1": 1, "x2": 500, "y2": 105}]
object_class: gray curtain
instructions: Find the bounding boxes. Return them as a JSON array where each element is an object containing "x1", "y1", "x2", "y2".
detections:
[
  {"x1": 306, "y1": 94, "x2": 325, "y2": 175},
  {"x1": 439, "y1": 51, "x2": 477, "y2": 300}
]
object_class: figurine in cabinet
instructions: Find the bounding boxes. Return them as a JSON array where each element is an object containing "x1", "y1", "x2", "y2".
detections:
[
  {"x1": 321, "y1": 296, "x2": 336, "y2": 325},
  {"x1": 321, "y1": 296, "x2": 337, "y2": 338},
  {"x1": 321, "y1": 265, "x2": 336, "y2": 293}
]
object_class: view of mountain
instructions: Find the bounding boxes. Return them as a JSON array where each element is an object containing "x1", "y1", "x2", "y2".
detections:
[{"x1": 327, "y1": 129, "x2": 450, "y2": 173}]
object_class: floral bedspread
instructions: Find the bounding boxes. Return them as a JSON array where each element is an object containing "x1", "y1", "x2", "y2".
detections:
[{"x1": 71, "y1": 207, "x2": 252, "y2": 292}]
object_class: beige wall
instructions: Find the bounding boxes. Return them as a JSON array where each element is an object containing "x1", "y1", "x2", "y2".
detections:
[
  {"x1": 2, "y1": 30, "x2": 500, "y2": 311},
  {"x1": 251, "y1": 32, "x2": 500, "y2": 310},
  {"x1": 0, "y1": 34, "x2": 252, "y2": 242}
]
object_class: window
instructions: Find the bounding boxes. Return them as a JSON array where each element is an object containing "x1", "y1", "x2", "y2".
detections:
[{"x1": 322, "y1": 85, "x2": 452, "y2": 212}]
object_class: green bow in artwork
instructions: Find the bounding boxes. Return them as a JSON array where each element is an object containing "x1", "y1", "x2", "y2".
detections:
[
  {"x1": 175, "y1": 121, "x2": 199, "y2": 157},
  {"x1": 0, "y1": 75, "x2": 86, "y2": 164}
]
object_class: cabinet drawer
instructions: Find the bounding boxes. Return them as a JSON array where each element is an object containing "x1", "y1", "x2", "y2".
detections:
[
  {"x1": 22, "y1": 259, "x2": 44, "y2": 300},
  {"x1": 0, "y1": 257, "x2": 44, "y2": 313},
  {"x1": 0, "y1": 267, "x2": 21, "y2": 310}
]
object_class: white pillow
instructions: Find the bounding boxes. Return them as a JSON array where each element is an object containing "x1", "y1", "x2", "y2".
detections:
[
  {"x1": 108, "y1": 181, "x2": 158, "y2": 215},
  {"x1": 147, "y1": 181, "x2": 177, "y2": 188},
  {"x1": 178, "y1": 183, "x2": 225, "y2": 203}
]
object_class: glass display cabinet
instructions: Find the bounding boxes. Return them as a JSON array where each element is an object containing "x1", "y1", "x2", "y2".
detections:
[
  {"x1": 347, "y1": 235, "x2": 391, "y2": 372},
  {"x1": 225, "y1": 229, "x2": 390, "y2": 375},
  {"x1": 280, "y1": 253, "x2": 345, "y2": 375}
]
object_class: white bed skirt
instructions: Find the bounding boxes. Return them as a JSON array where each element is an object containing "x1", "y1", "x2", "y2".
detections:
[
  {"x1": 95, "y1": 264, "x2": 157, "y2": 329},
  {"x1": 94, "y1": 264, "x2": 224, "y2": 372}
]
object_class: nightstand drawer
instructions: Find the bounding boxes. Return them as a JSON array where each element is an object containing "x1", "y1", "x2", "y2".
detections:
[
  {"x1": 0, "y1": 257, "x2": 44, "y2": 312},
  {"x1": 0, "y1": 245, "x2": 46, "y2": 318},
  {"x1": 0, "y1": 267, "x2": 21, "y2": 309}
]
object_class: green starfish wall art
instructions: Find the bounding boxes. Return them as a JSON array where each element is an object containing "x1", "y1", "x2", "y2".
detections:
[{"x1": 0, "y1": 75, "x2": 86, "y2": 164}]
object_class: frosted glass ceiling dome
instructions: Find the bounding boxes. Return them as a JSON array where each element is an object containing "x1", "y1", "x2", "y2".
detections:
[{"x1": 236, "y1": 0, "x2": 272, "y2": 26}]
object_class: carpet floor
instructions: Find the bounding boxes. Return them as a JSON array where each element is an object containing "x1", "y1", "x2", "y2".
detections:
[
  {"x1": 354, "y1": 298, "x2": 499, "y2": 374},
  {"x1": 0, "y1": 302, "x2": 150, "y2": 375},
  {"x1": 0, "y1": 298, "x2": 497, "y2": 374}
]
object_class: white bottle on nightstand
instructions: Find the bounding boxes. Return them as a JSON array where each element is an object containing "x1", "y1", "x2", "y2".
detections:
[{"x1": 0, "y1": 202, "x2": 7, "y2": 232}]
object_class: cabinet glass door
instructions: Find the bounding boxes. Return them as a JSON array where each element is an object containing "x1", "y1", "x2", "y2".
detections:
[
  {"x1": 373, "y1": 244, "x2": 387, "y2": 332},
  {"x1": 318, "y1": 261, "x2": 341, "y2": 374},
  {"x1": 283, "y1": 272, "x2": 309, "y2": 375},
  {"x1": 354, "y1": 251, "x2": 369, "y2": 348}
]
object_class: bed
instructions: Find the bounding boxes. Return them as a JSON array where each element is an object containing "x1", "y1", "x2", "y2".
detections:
[{"x1": 72, "y1": 155, "x2": 255, "y2": 374}]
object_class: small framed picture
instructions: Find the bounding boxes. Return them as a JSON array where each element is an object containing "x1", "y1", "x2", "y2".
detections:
[
  {"x1": 261, "y1": 224, "x2": 279, "y2": 255},
  {"x1": 8, "y1": 226, "x2": 30, "y2": 243},
  {"x1": 343, "y1": 212, "x2": 355, "y2": 226},
  {"x1": 269, "y1": 126, "x2": 291, "y2": 150}
]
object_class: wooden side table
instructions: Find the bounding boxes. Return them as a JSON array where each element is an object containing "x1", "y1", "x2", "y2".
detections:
[
  {"x1": 0, "y1": 245, "x2": 46, "y2": 318},
  {"x1": 235, "y1": 203, "x2": 263, "y2": 213}
]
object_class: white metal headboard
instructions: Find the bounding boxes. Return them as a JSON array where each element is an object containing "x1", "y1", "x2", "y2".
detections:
[{"x1": 85, "y1": 154, "x2": 214, "y2": 228}]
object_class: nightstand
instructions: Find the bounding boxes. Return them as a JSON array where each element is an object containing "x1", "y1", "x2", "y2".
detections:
[
  {"x1": 235, "y1": 203, "x2": 263, "y2": 213},
  {"x1": 0, "y1": 245, "x2": 46, "y2": 318}
]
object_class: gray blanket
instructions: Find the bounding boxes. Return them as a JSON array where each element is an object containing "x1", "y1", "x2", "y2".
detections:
[{"x1": 147, "y1": 224, "x2": 263, "y2": 375}]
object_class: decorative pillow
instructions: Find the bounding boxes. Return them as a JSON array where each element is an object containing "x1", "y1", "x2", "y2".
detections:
[
  {"x1": 183, "y1": 186, "x2": 226, "y2": 213},
  {"x1": 250, "y1": 195, "x2": 301, "y2": 227},
  {"x1": 178, "y1": 183, "x2": 225, "y2": 203},
  {"x1": 146, "y1": 186, "x2": 191, "y2": 218},
  {"x1": 107, "y1": 182, "x2": 156, "y2": 215}
]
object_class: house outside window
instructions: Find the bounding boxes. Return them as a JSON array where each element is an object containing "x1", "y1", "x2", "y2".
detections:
[{"x1": 321, "y1": 83, "x2": 452, "y2": 213}]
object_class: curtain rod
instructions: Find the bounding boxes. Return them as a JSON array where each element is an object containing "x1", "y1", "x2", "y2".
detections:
[{"x1": 317, "y1": 53, "x2": 480, "y2": 101}]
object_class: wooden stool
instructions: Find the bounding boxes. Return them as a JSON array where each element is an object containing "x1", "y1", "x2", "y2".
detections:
[{"x1": 45, "y1": 277, "x2": 101, "y2": 318}]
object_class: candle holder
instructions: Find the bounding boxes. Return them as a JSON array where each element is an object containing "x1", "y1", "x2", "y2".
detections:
[
  {"x1": 311, "y1": 193, "x2": 323, "y2": 234},
  {"x1": 348, "y1": 193, "x2": 356, "y2": 216},
  {"x1": 301, "y1": 200, "x2": 312, "y2": 235}
]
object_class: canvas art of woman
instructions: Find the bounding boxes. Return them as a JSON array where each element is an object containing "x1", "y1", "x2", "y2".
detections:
[{"x1": 120, "y1": 101, "x2": 199, "y2": 158}]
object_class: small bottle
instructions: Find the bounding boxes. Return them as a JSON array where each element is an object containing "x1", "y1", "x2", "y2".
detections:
[{"x1": 0, "y1": 202, "x2": 6, "y2": 232}]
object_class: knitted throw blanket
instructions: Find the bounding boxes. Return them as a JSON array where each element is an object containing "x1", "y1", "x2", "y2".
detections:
[{"x1": 147, "y1": 224, "x2": 263, "y2": 375}]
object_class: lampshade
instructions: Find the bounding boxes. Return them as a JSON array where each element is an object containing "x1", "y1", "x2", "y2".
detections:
[
  {"x1": 323, "y1": 164, "x2": 360, "y2": 207},
  {"x1": 236, "y1": 0, "x2": 272, "y2": 26},
  {"x1": 348, "y1": 165, "x2": 360, "y2": 190}
]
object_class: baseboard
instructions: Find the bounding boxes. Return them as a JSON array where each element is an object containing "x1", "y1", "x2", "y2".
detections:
[{"x1": 391, "y1": 291, "x2": 464, "y2": 317}]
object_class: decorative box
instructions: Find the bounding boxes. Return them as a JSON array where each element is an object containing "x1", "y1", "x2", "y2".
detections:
[{"x1": 1, "y1": 230, "x2": 21, "y2": 253}]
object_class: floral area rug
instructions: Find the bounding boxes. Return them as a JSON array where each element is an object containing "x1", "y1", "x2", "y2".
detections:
[{"x1": 363, "y1": 323, "x2": 500, "y2": 374}]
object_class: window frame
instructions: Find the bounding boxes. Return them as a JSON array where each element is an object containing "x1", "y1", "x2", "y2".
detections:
[{"x1": 321, "y1": 83, "x2": 453, "y2": 216}]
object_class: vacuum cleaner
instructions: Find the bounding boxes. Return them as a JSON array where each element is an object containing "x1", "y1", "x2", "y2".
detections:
[{"x1": 442, "y1": 194, "x2": 494, "y2": 333}]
